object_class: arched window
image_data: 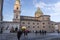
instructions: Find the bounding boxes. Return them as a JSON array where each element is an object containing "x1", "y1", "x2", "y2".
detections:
[{"x1": 17, "y1": 7, "x2": 18, "y2": 10}]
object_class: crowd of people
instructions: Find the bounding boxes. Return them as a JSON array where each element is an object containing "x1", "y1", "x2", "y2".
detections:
[
  {"x1": 16, "y1": 29, "x2": 47, "y2": 40},
  {"x1": 0, "y1": 27, "x2": 60, "y2": 40},
  {"x1": 17, "y1": 29, "x2": 29, "y2": 40},
  {"x1": 35, "y1": 30, "x2": 47, "y2": 35}
]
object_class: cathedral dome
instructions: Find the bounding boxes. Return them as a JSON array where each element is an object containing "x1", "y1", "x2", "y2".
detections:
[
  {"x1": 16, "y1": 0, "x2": 20, "y2": 2},
  {"x1": 35, "y1": 7, "x2": 43, "y2": 14},
  {"x1": 35, "y1": 7, "x2": 43, "y2": 17}
]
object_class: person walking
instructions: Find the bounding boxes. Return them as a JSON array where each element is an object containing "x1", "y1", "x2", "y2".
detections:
[
  {"x1": 17, "y1": 30, "x2": 23, "y2": 40},
  {"x1": 24, "y1": 30, "x2": 28, "y2": 37}
]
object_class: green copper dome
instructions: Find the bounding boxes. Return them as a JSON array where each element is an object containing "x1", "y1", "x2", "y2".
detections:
[
  {"x1": 16, "y1": 0, "x2": 20, "y2": 2},
  {"x1": 35, "y1": 7, "x2": 43, "y2": 14}
]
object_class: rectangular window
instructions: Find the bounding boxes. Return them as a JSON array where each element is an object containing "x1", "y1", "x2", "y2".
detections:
[
  {"x1": 43, "y1": 23, "x2": 45, "y2": 25},
  {"x1": 33, "y1": 26, "x2": 35, "y2": 28},
  {"x1": 33, "y1": 23, "x2": 35, "y2": 25},
  {"x1": 28, "y1": 22, "x2": 30, "y2": 24},
  {"x1": 28, "y1": 26, "x2": 30, "y2": 28},
  {"x1": 43, "y1": 26, "x2": 45, "y2": 28},
  {"x1": 37, "y1": 26, "x2": 39, "y2": 28},
  {"x1": 37, "y1": 23, "x2": 39, "y2": 25}
]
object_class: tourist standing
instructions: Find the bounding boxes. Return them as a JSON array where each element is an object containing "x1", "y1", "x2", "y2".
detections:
[
  {"x1": 17, "y1": 30, "x2": 23, "y2": 40},
  {"x1": 24, "y1": 30, "x2": 28, "y2": 36}
]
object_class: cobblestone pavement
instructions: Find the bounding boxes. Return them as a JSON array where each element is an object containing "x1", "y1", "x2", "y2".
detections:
[{"x1": 0, "y1": 33, "x2": 60, "y2": 40}]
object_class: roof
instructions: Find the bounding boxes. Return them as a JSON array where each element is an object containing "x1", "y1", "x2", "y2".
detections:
[
  {"x1": 20, "y1": 15, "x2": 50, "y2": 21},
  {"x1": 1, "y1": 21, "x2": 20, "y2": 23},
  {"x1": 40, "y1": 15, "x2": 50, "y2": 17}
]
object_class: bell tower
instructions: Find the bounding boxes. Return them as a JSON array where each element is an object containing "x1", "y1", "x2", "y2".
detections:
[{"x1": 13, "y1": 0, "x2": 21, "y2": 22}]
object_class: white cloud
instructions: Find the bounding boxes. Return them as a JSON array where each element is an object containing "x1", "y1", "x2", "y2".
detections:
[
  {"x1": 33, "y1": 0, "x2": 60, "y2": 22},
  {"x1": 33, "y1": 0, "x2": 47, "y2": 7}
]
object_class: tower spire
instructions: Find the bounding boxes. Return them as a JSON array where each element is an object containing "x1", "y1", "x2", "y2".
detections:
[{"x1": 13, "y1": 0, "x2": 21, "y2": 22}]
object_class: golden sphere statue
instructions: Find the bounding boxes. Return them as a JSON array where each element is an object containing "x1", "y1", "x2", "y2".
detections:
[{"x1": 21, "y1": 26, "x2": 26, "y2": 31}]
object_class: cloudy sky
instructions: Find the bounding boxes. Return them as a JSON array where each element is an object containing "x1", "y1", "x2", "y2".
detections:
[{"x1": 3, "y1": 0, "x2": 60, "y2": 22}]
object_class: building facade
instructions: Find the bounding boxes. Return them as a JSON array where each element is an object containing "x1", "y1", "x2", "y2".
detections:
[{"x1": 0, "y1": 0, "x2": 60, "y2": 33}]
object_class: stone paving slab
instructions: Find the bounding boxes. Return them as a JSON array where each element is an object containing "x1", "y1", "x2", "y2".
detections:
[{"x1": 0, "y1": 33, "x2": 60, "y2": 40}]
